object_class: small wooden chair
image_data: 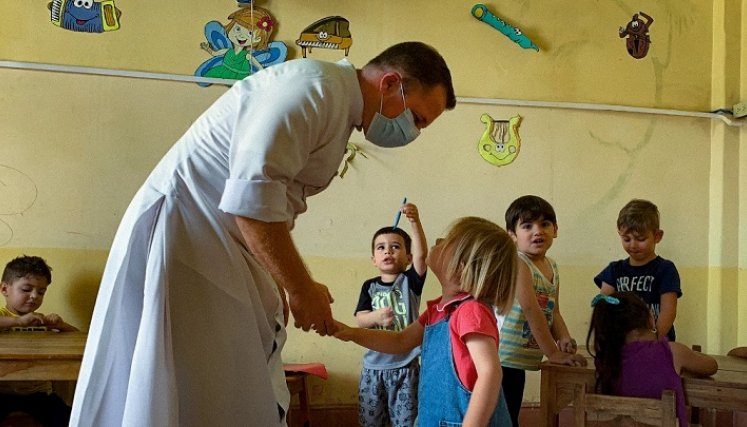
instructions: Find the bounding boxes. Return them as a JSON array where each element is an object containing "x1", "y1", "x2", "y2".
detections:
[{"x1": 573, "y1": 384, "x2": 678, "y2": 427}]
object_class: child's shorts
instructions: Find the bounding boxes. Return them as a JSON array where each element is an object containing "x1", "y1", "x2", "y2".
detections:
[{"x1": 358, "y1": 359, "x2": 420, "y2": 427}]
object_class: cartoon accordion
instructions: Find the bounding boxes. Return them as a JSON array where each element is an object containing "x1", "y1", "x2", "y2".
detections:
[
  {"x1": 50, "y1": 0, "x2": 121, "y2": 33},
  {"x1": 295, "y1": 16, "x2": 352, "y2": 58}
]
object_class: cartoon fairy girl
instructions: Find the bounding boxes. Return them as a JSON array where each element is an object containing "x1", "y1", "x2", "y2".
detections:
[{"x1": 196, "y1": 6, "x2": 287, "y2": 81}]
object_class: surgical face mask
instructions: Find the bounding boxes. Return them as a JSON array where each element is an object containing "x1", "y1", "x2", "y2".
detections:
[{"x1": 364, "y1": 83, "x2": 421, "y2": 148}]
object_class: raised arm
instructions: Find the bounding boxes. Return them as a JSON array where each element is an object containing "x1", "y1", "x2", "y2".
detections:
[
  {"x1": 235, "y1": 216, "x2": 335, "y2": 336},
  {"x1": 402, "y1": 203, "x2": 427, "y2": 276}
]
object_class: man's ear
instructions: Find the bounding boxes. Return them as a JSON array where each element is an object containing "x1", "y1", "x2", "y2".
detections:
[
  {"x1": 378, "y1": 72, "x2": 402, "y2": 94},
  {"x1": 654, "y1": 229, "x2": 664, "y2": 243},
  {"x1": 0, "y1": 282, "x2": 9, "y2": 296}
]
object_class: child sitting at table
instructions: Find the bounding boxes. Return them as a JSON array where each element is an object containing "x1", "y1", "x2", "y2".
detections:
[
  {"x1": 335, "y1": 216, "x2": 516, "y2": 426},
  {"x1": 0, "y1": 255, "x2": 77, "y2": 427},
  {"x1": 587, "y1": 291, "x2": 717, "y2": 427}
]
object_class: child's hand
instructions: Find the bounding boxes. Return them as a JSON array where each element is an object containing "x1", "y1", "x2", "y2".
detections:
[
  {"x1": 332, "y1": 320, "x2": 353, "y2": 341},
  {"x1": 42, "y1": 313, "x2": 79, "y2": 332},
  {"x1": 548, "y1": 351, "x2": 587, "y2": 367},
  {"x1": 17, "y1": 312, "x2": 44, "y2": 327},
  {"x1": 557, "y1": 337, "x2": 578, "y2": 354},
  {"x1": 374, "y1": 307, "x2": 394, "y2": 328},
  {"x1": 401, "y1": 203, "x2": 421, "y2": 225}
]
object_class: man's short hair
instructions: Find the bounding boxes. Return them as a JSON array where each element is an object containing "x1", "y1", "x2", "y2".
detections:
[{"x1": 367, "y1": 41, "x2": 456, "y2": 110}]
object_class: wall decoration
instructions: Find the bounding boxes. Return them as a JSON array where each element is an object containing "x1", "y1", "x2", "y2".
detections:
[
  {"x1": 471, "y1": 4, "x2": 538, "y2": 51},
  {"x1": 619, "y1": 12, "x2": 653, "y2": 59},
  {"x1": 477, "y1": 113, "x2": 522, "y2": 167},
  {"x1": 338, "y1": 143, "x2": 367, "y2": 178},
  {"x1": 48, "y1": 0, "x2": 121, "y2": 33},
  {"x1": 195, "y1": 6, "x2": 287, "y2": 84},
  {"x1": 296, "y1": 16, "x2": 353, "y2": 58}
]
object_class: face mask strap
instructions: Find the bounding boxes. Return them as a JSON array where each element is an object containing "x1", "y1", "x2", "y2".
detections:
[{"x1": 379, "y1": 74, "x2": 407, "y2": 114}]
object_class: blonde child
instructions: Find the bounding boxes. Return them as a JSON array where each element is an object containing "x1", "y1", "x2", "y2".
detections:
[
  {"x1": 595, "y1": 199, "x2": 681, "y2": 341},
  {"x1": 0, "y1": 255, "x2": 78, "y2": 427},
  {"x1": 336, "y1": 216, "x2": 516, "y2": 426},
  {"x1": 587, "y1": 291, "x2": 717, "y2": 427},
  {"x1": 354, "y1": 202, "x2": 427, "y2": 426},
  {"x1": 499, "y1": 195, "x2": 586, "y2": 427}
]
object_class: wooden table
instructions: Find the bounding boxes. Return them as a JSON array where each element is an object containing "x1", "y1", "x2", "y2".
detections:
[
  {"x1": 539, "y1": 352, "x2": 747, "y2": 427},
  {"x1": 0, "y1": 331, "x2": 86, "y2": 381}
]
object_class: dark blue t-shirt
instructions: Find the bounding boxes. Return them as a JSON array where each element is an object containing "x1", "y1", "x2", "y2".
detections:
[{"x1": 594, "y1": 256, "x2": 681, "y2": 341}]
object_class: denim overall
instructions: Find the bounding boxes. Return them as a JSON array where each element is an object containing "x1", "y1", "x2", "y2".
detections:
[{"x1": 417, "y1": 303, "x2": 512, "y2": 426}]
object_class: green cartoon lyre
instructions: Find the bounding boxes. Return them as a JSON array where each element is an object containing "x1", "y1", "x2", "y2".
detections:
[{"x1": 478, "y1": 113, "x2": 522, "y2": 166}]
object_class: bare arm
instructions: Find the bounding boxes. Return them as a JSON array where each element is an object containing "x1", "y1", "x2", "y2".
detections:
[
  {"x1": 402, "y1": 203, "x2": 427, "y2": 276},
  {"x1": 461, "y1": 334, "x2": 502, "y2": 427},
  {"x1": 600, "y1": 282, "x2": 616, "y2": 295},
  {"x1": 333, "y1": 319, "x2": 423, "y2": 354},
  {"x1": 656, "y1": 292, "x2": 677, "y2": 339},
  {"x1": 728, "y1": 347, "x2": 747, "y2": 359},
  {"x1": 516, "y1": 262, "x2": 585, "y2": 366},
  {"x1": 669, "y1": 341, "x2": 718, "y2": 376},
  {"x1": 0, "y1": 313, "x2": 44, "y2": 330},
  {"x1": 235, "y1": 216, "x2": 335, "y2": 335},
  {"x1": 550, "y1": 289, "x2": 575, "y2": 354}
]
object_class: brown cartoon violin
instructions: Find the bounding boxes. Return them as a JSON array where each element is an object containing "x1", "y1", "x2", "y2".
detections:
[{"x1": 619, "y1": 11, "x2": 653, "y2": 59}]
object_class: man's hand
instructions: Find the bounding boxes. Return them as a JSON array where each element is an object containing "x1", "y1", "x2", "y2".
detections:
[{"x1": 287, "y1": 281, "x2": 336, "y2": 336}]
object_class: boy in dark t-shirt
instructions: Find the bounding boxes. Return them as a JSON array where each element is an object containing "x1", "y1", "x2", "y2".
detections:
[
  {"x1": 594, "y1": 199, "x2": 681, "y2": 341},
  {"x1": 354, "y1": 202, "x2": 427, "y2": 427}
]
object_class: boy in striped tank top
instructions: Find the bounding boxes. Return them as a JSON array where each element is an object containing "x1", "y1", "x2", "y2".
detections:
[{"x1": 499, "y1": 195, "x2": 586, "y2": 426}]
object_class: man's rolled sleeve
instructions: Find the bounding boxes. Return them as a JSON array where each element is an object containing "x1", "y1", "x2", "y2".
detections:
[{"x1": 219, "y1": 178, "x2": 289, "y2": 222}]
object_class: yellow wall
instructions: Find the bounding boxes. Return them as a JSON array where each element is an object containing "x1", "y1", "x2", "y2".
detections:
[{"x1": 1, "y1": 0, "x2": 745, "y2": 406}]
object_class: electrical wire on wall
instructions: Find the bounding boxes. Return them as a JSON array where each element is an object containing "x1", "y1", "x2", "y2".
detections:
[{"x1": 0, "y1": 59, "x2": 743, "y2": 127}]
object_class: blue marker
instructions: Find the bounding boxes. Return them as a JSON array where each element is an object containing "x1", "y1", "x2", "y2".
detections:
[{"x1": 392, "y1": 197, "x2": 407, "y2": 229}]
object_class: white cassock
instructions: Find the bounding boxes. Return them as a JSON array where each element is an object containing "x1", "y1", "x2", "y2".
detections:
[{"x1": 70, "y1": 58, "x2": 363, "y2": 427}]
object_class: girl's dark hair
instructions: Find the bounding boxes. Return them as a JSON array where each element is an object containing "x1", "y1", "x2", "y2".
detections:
[{"x1": 586, "y1": 291, "x2": 651, "y2": 394}]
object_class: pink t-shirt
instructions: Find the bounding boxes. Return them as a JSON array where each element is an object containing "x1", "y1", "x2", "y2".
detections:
[{"x1": 418, "y1": 293, "x2": 500, "y2": 390}]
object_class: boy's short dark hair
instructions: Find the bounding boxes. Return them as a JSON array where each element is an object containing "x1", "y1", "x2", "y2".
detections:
[
  {"x1": 505, "y1": 195, "x2": 557, "y2": 232},
  {"x1": 617, "y1": 199, "x2": 660, "y2": 234},
  {"x1": 2, "y1": 255, "x2": 52, "y2": 285},
  {"x1": 371, "y1": 227, "x2": 412, "y2": 254}
]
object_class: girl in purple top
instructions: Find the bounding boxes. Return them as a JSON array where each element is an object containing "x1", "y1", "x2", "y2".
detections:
[{"x1": 586, "y1": 292, "x2": 718, "y2": 426}]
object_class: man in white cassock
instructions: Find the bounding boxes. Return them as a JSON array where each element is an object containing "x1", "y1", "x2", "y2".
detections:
[{"x1": 69, "y1": 41, "x2": 455, "y2": 426}]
